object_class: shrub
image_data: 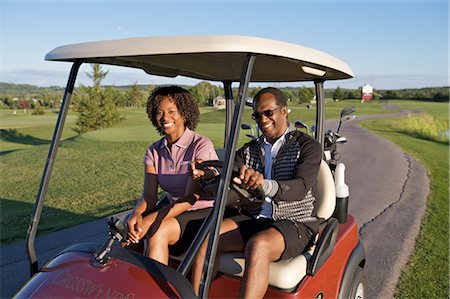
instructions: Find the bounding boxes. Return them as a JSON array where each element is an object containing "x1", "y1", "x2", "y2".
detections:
[
  {"x1": 32, "y1": 103, "x2": 46, "y2": 115},
  {"x1": 393, "y1": 113, "x2": 449, "y2": 143}
]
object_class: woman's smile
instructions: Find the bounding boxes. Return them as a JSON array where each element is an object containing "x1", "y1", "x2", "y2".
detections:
[{"x1": 156, "y1": 97, "x2": 185, "y2": 144}]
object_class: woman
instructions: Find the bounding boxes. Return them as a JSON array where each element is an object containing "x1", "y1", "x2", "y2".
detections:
[{"x1": 126, "y1": 85, "x2": 218, "y2": 265}]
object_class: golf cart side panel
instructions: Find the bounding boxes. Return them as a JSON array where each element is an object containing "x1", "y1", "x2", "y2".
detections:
[
  {"x1": 208, "y1": 215, "x2": 359, "y2": 299},
  {"x1": 290, "y1": 215, "x2": 359, "y2": 299}
]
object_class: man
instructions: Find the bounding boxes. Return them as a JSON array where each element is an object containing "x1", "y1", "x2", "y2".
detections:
[{"x1": 193, "y1": 87, "x2": 322, "y2": 298}]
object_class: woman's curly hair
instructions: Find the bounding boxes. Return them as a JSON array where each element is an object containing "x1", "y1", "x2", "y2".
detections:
[{"x1": 146, "y1": 86, "x2": 200, "y2": 135}]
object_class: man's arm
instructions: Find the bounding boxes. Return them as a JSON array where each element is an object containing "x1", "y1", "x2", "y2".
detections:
[{"x1": 272, "y1": 135, "x2": 322, "y2": 202}]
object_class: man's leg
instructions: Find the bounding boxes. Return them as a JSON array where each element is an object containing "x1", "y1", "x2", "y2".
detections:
[
  {"x1": 192, "y1": 218, "x2": 245, "y2": 294},
  {"x1": 239, "y1": 227, "x2": 285, "y2": 299}
]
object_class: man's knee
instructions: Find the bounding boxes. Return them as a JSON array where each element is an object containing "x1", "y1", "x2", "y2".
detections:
[
  {"x1": 247, "y1": 234, "x2": 269, "y2": 251},
  {"x1": 245, "y1": 229, "x2": 284, "y2": 260}
]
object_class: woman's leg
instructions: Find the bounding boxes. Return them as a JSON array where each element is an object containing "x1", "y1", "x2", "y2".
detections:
[{"x1": 146, "y1": 217, "x2": 181, "y2": 265}]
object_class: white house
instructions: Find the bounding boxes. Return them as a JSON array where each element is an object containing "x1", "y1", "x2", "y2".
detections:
[{"x1": 213, "y1": 96, "x2": 226, "y2": 109}]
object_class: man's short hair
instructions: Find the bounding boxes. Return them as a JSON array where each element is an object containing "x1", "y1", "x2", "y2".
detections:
[{"x1": 253, "y1": 87, "x2": 287, "y2": 108}]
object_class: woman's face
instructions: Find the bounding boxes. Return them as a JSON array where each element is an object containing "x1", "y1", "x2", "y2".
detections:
[{"x1": 156, "y1": 96, "x2": 185, "y2": 137}]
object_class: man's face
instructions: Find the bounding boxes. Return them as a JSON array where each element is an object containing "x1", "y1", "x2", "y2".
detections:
[{"x1": 253, "y1": 92, "x2": 288, "y2": 144}]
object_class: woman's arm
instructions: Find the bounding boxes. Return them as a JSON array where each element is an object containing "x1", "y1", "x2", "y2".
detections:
[
  {"x1": 129, "y1": 165, "x2": 159, "y2": 215},
  {"x1": 145, "y1": 174, "x2": 202, "y2": 224},
  {"x1": 142, "y1": 164, "x2": 159, "y2": 208},
  {"x1": 137, "y1": 176, "x2": 202, "y2": 240},
  {"x1": 128, "y1": 164, "x2": 159, "y2": 243}
]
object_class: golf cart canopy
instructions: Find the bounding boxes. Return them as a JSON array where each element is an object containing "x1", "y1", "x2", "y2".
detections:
[{"x1": 45, "y1": 35, "x2": 353, "y2": 82}]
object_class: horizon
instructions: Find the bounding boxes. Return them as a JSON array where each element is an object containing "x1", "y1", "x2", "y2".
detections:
[
  {"x1": 1, "y1": 80, "x2": 449, "y2": 92},
  {"x1": 1, "y1": 1, "x2": 448, "y2": 89}
]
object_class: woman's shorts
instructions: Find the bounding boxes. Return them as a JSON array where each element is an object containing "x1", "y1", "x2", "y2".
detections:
[
  {"x1": 227, "y1": 214, "x2": 313, "y2": 260},
  {"x1": 170, "y1": 208, "x2": 212, "y2": 256}
]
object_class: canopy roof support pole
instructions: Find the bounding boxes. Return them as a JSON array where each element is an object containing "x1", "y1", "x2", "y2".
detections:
[
  {"x1": 223, "y1": 80, "x2": 234, "y2": 147},
  {"x1": 314, "y1": 80, "x2": 325, "y2": 151},
  {"x1": 199, "y1": 55, "x2": 256, "y2": 299},
  {"x1": 26, "y1": 61, "x2": 82, "y2": 276}
]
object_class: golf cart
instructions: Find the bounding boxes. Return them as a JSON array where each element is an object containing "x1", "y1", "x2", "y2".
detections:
[{"x1": 15, "y1": 35, "x2": 366, "y2": 298}]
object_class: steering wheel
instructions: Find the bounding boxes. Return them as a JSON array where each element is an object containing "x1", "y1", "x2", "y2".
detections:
[{"x1": 194, "y1": 160, "x2": 266, "y2": 208}]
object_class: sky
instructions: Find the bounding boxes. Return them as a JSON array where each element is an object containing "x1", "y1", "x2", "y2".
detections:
[{"x1": 0, "y1": 0, "x2": 448, "y2": 90}]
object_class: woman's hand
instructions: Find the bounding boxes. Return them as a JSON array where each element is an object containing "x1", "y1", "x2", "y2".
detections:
[
  {"x1": 127, "y1": 213, "x2": 145, "y2": 244},
  {"x1": 127, "y1": 212, "x2": 159, "y2": 243},
  {"x1": 190, "y1": 160, "x2": 205, "y2": 180}
]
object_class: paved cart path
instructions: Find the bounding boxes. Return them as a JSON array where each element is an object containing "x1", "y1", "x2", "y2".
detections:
[
  {"x1": 1, "y1": 105, "x2": 429, "y2": 299},
  {"x1": 327, "y1": 105, "x2": 428, "y2": 298}
]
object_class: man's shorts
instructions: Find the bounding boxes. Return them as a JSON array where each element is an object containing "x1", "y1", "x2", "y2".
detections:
[
  {"x1": 171, "y1": 208, "x2": 212, "y2": 256},
  {"x1": 227, "y1": 214, "x2": 313, "y2": 260}
]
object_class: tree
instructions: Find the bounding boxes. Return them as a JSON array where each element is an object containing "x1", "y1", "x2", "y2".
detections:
[
  {"x1": 108, "y1": 87, "x2": 127, "y2": 107},
  {"x1": 17, "y1": 99, "x2": 31, "y2": 109},
  {"x1": 74, "y1": 64, "x2": 122, "y2": 133},
  {"x1": 383, "y1": 90, "x2": 399, "y2": 99},
  {"x1": 127, "y1": 82, "x2": 145, "y2": 108},
  {"x1": 432, "y1": 91, "x2": 449, "y2": 102},
  {"x1": 283, "y1": 89, "x2": 297, "y2": 103},
  {"x1": 189, "y1": 82, "x2": 222, "y2": 106},
  {"x1": 333, "y1": 86, "x2": 344, "y2": 101},
  {"x1": 346, "y1": 89, "x2": 360, "y2": 99},
  {"x1": 298, "y1": 87, "x2": 314, "y2": 103}
]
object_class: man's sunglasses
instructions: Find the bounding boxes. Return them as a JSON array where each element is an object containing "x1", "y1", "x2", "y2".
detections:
[{"x1": 251, "y1": 106, "x2": 282, "y2": 120}]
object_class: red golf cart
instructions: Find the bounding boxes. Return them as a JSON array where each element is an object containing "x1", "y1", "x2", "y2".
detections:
[{"x1": 15, "y1": 35, "x2": 366, "y2": 299}]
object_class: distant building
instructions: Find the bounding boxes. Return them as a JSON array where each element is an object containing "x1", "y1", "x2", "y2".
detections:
[
  {"x1": 213, "y1": 96, "x2": 226, "y2": 109},
  {"x1": 361, "y1": 84, "x2": 373, "y2": 102}
]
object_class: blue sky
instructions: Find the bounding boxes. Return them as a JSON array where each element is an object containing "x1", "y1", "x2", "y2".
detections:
[{"x1": 1, "y1": 0, "x2": 448, "y2": 89}]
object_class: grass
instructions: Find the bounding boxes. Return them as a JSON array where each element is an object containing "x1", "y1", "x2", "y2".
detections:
[
  {"x1": 0, "y1": 137, "x2": 146, "y2": 243},
  {"x1": 1, "y1": 99, "x2": 447, "y2": 296},
  {"x1": 0, "y1": 100, "x2": 391, "y2": 244},
  {"x1": 361, "y1": 100, "x2": 449, "y2": 298}
]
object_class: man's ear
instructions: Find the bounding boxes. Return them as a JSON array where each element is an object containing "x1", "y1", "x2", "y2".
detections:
[{"x1": 282, "y1": 106, "x2": 289, "y2": 116}]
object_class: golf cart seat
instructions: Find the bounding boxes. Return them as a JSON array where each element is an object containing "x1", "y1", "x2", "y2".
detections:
[{"x1": 218, "y1": 160, "x2": 336, "y2": 291}]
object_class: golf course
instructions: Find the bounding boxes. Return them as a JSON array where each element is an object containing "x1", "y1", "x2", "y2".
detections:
[{"x1": 0, "y1": 99, "x2": 448, "y2": 297}]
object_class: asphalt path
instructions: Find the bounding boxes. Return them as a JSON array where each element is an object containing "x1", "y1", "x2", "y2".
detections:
[
  {"x1": 327, "y1": 105, "x2": 428, "y2": 298},
  {"x1": 1, "y1": 105, "x2": 429, "y2": 298}
]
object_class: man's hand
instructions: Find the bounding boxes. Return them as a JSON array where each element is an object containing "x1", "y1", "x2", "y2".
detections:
[{"x1": 233, "y1": 164, "x2": 264, "y2": 190}]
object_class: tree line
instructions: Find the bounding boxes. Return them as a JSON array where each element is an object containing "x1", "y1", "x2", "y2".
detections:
[
  {"x1": 1, "y1": 64, "x2": 448, "y2": 132},
  {"x1": 2, "y1": 81, "x2": 447, "y2": 111}
]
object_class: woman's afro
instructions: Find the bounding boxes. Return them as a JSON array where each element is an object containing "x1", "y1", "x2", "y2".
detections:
[{"x1": 146, "y1": 86, "x2": 200, "y2": 135}]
